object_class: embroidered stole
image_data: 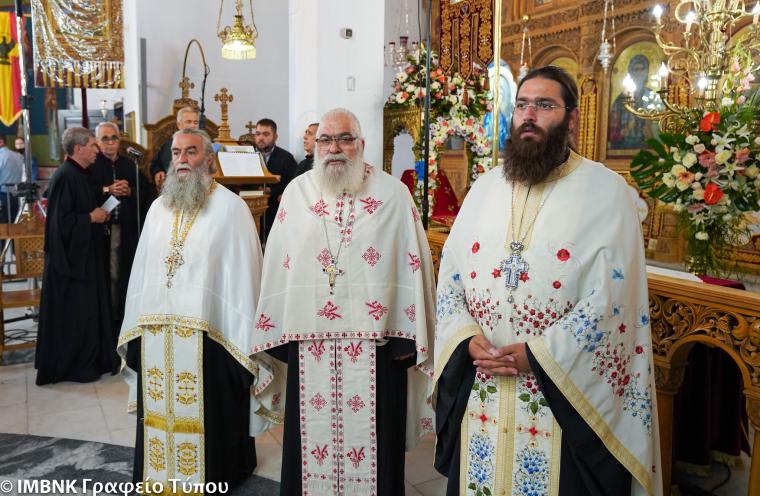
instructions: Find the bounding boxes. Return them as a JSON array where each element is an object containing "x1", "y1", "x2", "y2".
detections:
[
  {"x1": 142, "y1": 323, "x2": 205, "y2": 488},
  {"x1": 300, "y1": 339, "x2": 377, "y2": 496}
]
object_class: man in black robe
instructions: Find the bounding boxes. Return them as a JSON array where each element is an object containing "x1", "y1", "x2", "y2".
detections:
[
  {"x1": 35, "y1": 127, "x2": 118, "y2": 385},
  {"x1": 91, "y1": 122, "x2": 149, "y2": 335},
  {"x1": 254, "y1": 118, "x2": 297, "y2": 242}
]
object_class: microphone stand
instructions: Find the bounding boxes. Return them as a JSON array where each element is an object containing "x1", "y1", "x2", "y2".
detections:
[{"x1": 126, "y1": 148, "x2": 144, "y2": 233}]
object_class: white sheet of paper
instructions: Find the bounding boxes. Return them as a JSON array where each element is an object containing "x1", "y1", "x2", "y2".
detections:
[
  {"x1": 218, "y1": 151, "x2": 265, "y2": 177},
  {"x1": 224, "y1": 145, "x2": 256, "y2": 153},
  {"x1": 102, "y1": 195, "x2": 121, "y2": 213}
]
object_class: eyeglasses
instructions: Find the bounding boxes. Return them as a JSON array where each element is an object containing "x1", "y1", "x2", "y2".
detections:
[
  {"x1": 514, "y1": 101, "x2": 571, "y2": 113},
  {"x1": 99, "y1": 135, "x2": 120, "y2": 143},
  {"x1": 315, "y1": 134, "x2": 358, "y2": 149}
]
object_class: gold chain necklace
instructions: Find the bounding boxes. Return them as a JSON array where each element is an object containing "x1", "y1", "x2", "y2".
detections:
[
  {"x1": 500, "y1": 181, "x2": 554, "y2": 303},
  {"x1": 164, "y1": 181, "x2": 217, "y2": 288}
]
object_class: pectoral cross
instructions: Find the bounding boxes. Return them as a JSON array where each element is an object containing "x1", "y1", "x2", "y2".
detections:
[
  {"x1": 164, "y1": 247, "x2": 185, "y2": 289},
  {"x1": 500, "y1": 241, "x2": 529, "y2": 303},
  {"x1": 323, "y1": 263, "x2": 344, "y2": 295}
]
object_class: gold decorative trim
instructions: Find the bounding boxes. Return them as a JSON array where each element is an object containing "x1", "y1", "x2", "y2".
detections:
[
  {"x1": 528, "y1": 338, "x2": 653, "y2": 495},
  {"x1": 145, "y1": 412, "x2": 204, "y2": 434},
  {"x1": 382, "y1": 107, "x2": 422, "y2": 175},
  {"x1": 432, "y1": 324, "x2": 483, "y2": 387},
  {"x1": 496, "y1": 376, "x2": 517, "y2": 496},
  {"x1": 550, "y1": 418, "x2": 562, "y2": 495},
  {"x1": 254, "y1": 405, "x2": 284, "y2": 425}
]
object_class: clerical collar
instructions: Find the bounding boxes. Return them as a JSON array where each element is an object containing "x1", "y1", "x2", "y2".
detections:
[{"x1": 68, "y1": 158, "x2": 88, "y2": 172}]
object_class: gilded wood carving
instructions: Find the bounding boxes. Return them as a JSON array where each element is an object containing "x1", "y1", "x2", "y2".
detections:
[{"x1": 382, "y1": 107, "x2": 422, "y2": 175}]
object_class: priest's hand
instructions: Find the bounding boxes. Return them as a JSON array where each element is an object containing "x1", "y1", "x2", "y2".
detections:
[
  {"x1": 495, "y1": 342, "x2": 532, "y2": 374},
  {"x1": 469, "y1": 335, "x2": 518, "y2": 377},
  {"x1": 107, "y1": 180, "x2": 130, "y2": 197},
  {"x1": 90, "y1": 207, "x2": 109, "y2": 224}
]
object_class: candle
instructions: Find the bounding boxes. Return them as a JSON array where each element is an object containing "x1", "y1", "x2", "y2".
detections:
[
  {"x1": 685, "y1": 11, "x2": 696, "y2": 34},
  {"x1": 652, "y1": 4, "x2": 664, "y2": 25},
  {"x1": 658, "y1": 62, "x2": 669, "y2": 90},
  {"x1": 753, "y1": 2, "x2": 760, "y2": 24},
  {"x1": 622, "y1": 73, "x2": 636, "y2": 98}
]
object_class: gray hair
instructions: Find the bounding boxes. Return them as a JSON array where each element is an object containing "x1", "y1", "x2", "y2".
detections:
[
  {"x1": 172, "y1": 128, "x2": 217, "y2": 173},
  {"x1": 176, "y1": 106, "x2": 199, "y2": 124},
  {"x1": 319, "y1": 108, "x2": 363, "y2": 140},
  {"x1": 95, "y1": 121, "x2": 120, "y2": 137},
  {"x1": 62, "y1": 127, "x2": 94, "y2": 155}
]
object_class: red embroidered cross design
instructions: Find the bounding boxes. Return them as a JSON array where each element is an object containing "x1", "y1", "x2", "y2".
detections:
[
  {"x1": 346, "y1": 447, "x2": 366, "y2": 468},
  {"x1": 408, "y1": 253, "x2": 421, "y2": 272},
  {"x1": 404, "y1": 304, "x2": 416, "y2": 322},
  {"x1": 343, "y1": 341, "x2": 363, "y2": 363},
  {"x1": 347, "y1": 394, "x2": 366, "y2": 413},
  {"x1": 516, "y1": 415, "x2": 552, "y2": 448},
  {"x1": 311, "y1": 444, "x2": 328, "y2": 466},
  {"x1": 420, "y1": 417, "x2": 433, "y2": 432},
  {"x1": 277, "y1": 208, "x2": 286, "y2": 223},
  {"x1": 412, "y1": 207, "x2": 420, "y2": 223},
  {"x1": 316, "y1": 248, "x2": 332, "y2": 268},
  {"x1": 255, "y1": 314, "x2": 275, "y2": 332},
  {"x1": 283, "y1": 254, "x2": 291, "y2": 269},
  {"x1": 360, "y1": 197, "x2": 383, "y2": 214},
  {"x1": 366, "y1": 300, "x2": 389, "y2": 321},
  {"x1": 310, "y1": 199, "x2": 330, "y2": 217},
  {"x1": 469, "y1": 406, "x2": 498, "y2": 434},
  {"x1": 310, "y1": 393, "x2": 327, "y2": 411},
  {"x1": 308, "y1": 340, "x2": 326, "y2": 361},
  {"x1": 317, "y1": 301, "x2": 342, "y2": 320},
  {"x1": 271, "y1": 393, "x2": 281, "y2": 407},
  {"x1": 362, "y1": 247, "x2": 381, "y2": 267}
]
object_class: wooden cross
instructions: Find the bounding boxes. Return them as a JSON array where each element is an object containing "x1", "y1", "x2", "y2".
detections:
[
  {"x1": 178, "y1": 76, "x2": 195, "y2": 98},
  {"x1": 214, "y1": 88, "x2": 234, "y2": 141},
  {"x1": 323, "y1": 263, "x2": 344, "y2": 294}
]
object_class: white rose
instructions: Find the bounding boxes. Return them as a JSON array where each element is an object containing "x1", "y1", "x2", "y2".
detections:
[
  {"x1": 396, "y1": 72, "x2": 408, "y2": 83},
  {"x1": 682, "y1": 152, "x2": 697, "y2": 168},
  {"x1": 662, "y1": 173, "x2": 676, "y2": 187},
  {"x1": 431, "y1": 81, "x2": 440, "y2": 90},
  {"x1": 694, "y1": 172, "x2": 703, "y2": 181},
  {"x1": 721, "y1": 97, "x2": 734, "y2": 107},
  {"x1": 695, "y1": 231, "x2": 710, "y2": 240},
  {"x1": 685, "y1": 135, "x2": 699, "y2": 145},
  {"x1": 448, "y1": 95, "x2": 458, "y2": 104},
  {"x1": 746, "y1": 165, "x2": 759, "y2": 178},
  {"x1": 673, "y1": 203, "x2": 685, "y2": 212},
  {"x1": 755, "y1": 136, "x2": 760, "y2": 145},
  {"x1": 723, "y1": 214, "x2": 732, "y2": 222},
  {"x1": 694, "y1": 144, "x2": 706, "y2": 154},
  {"x1": 673, "y1": 150, "x2": 682, "y2": 162},
  {"x1": 692, "y1": 189, "x2": 705, "y2": 200}
]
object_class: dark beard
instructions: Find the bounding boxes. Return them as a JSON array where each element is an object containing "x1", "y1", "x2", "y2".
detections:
[{"x1": 502, "y1": 115, "x2": 571, "y2": 185}]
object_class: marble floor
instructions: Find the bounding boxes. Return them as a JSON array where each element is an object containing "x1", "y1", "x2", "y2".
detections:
[{"x1": 0, "y1": 361, "x2": 448, "y2": 495}]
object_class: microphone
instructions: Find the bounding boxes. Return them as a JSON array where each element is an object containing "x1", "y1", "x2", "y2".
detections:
[{"x1": 126, "y1": 146, "x2": 144, "y2": 158}]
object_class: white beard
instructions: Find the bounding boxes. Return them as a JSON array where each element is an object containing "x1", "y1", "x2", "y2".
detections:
[
  {"x1": 312, "y1": 151, "x2": 366, "y2": 196},
  {"x1": 162, "y1": 163, "x2": 212, "y2": 212}
]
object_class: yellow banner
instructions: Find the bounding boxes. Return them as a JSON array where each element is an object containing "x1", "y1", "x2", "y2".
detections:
[{"x1": 0, "y1": 12, "x2": 21, "y2": 127}]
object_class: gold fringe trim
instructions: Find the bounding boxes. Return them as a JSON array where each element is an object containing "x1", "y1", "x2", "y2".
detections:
[
  {"x1": 528, "y1": 338, "x2": 654, "y2": 495},
  {"x1": 145, "y1": 412, "x2": 204, "y2": 434}
]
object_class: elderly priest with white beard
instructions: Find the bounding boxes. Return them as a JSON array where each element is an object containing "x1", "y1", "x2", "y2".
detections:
[
  {"x1": 117, "y1": 128, "x2": 263, "y2": 490},
  {"x1": 250, "y1": 108, "x2": 436, "y2": 495}
]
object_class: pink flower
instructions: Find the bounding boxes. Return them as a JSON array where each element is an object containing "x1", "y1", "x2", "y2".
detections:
[
  {"x1": 736, "y1": 147, "x2": 751, "y2": 164},
  {"x1": 698, "y1": 151, "x2": 716, "y2": 168}
]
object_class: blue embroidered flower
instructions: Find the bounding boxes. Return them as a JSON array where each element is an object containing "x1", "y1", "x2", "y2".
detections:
[
  {"x1": 515, "y1": 446, "x2": 549, "y2": 496},
  {"x1": 612, "y1": 268, "x2": 625, "y2": 280},
  {"x1": 468, "y1": 433, "x2": 494, "y2": 461},
  {"x1": 640, "y1": 314, "x2": 650, "y2": 326},
  {"x1": 436, "y1": 285, "x2": 467, "y2": 320},
  {"x1": 466, "y1": 459, "x2": 494, "y2": 486},
  {"x1": 612, "y1": 306, "x2": 621, "y2": 316},
  {"x1": 453, "y1": 273, "x2": 461, "y2": 282}
]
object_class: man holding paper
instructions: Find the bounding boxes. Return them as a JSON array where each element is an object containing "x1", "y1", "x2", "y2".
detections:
[{"x1": 36, "y1": 127, "x2": 119, "y2": 385}]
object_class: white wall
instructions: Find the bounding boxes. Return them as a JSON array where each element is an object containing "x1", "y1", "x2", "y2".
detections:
[
  {"x1": 289, "y1": 0, "x2": 385, "y2": 167},
  {"x1": 121, "y1": 0, "x2": 290, "y2": 149}
]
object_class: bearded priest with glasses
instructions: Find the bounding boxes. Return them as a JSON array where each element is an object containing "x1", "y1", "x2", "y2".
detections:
[
  {"x1": 433, "y1": 66, "x2": 662, "y2": 496},
  {"x1": 250, "y1": 108, "x2": 436, "y2": 495}
]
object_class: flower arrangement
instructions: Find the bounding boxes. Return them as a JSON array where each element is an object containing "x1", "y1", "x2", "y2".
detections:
[{"x1": 631, "y1": 48, "x2": 760, "y2": 275}]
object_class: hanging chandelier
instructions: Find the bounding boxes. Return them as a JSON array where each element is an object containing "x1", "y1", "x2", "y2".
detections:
[
  {"x1": 384, "y1": 0, "x2": 419, "y2": 69},
  {"x1": 624, "y1": 1, "x2": 760, "y2": 131},
  {"x1": 597, "y1": 0, "x2": 617, "y2": 72},
  {"x1": 518, "y1": 15, "x2": 533, "y2": 81},
  {"x1": 217, "y1": 0, "x2": 258, "y2": 60}
]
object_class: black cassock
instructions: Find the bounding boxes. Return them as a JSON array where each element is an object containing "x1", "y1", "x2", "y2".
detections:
[
  {"x1": 267, "y1": 338, "x2": 416, "y2": 496},
  {"x1": 35, "y1": 159, "x2": 119, "y2": 385},
  {"x1": 126, "y1": 337, "x2": 257, "y2": 487},
  {"x1": 90, "y1": 152, "x2": 150, "y2": 331},
  {"x1": 434, "y1": 339, "x2": 632, "y2": 496}
]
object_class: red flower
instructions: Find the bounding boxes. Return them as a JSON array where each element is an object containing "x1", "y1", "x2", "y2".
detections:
[
  {"x1": 552, "y1": 280, "x2": 562, "y2": 289},
  {"x1": 556, "y1": 248, "x2": 570, "y2": 261},
  {"x1": 635, "y1": 345, "x2": 644, "y2": 354},
  {"x1": 472, "y1": 242, "x2": 480, "y2": 254},
  {"x1": 699, "y1": 111, "x2": 720, "y2": 132},
  {"x1": 470, "y1": 271, "x2": 477, "y2": 279},
  {"x1": 703, "y1": 182, "x2": 724, "y2": 205},
  {"x1": 491, "y1": 268, "x2": 501, "y2": 278},
  {"x1": 520, "y1": 272, "x2": 530, "y2": 282}
]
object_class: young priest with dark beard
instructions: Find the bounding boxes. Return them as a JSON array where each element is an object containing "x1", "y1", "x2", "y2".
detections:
[{"x1": 434, "y1": 66, "x2": 662, "y2": 496}]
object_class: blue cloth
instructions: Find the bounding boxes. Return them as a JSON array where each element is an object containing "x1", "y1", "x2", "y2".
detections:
[
  {"x1": 482, "y1": 111, "x2": 509, "y2": 150},
  {"x1": 414, "y1": 159, "x2": 425, "y2": 182},
  {"x1": 0, "y1": 146, "x2": 23, "y2": 193}
]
